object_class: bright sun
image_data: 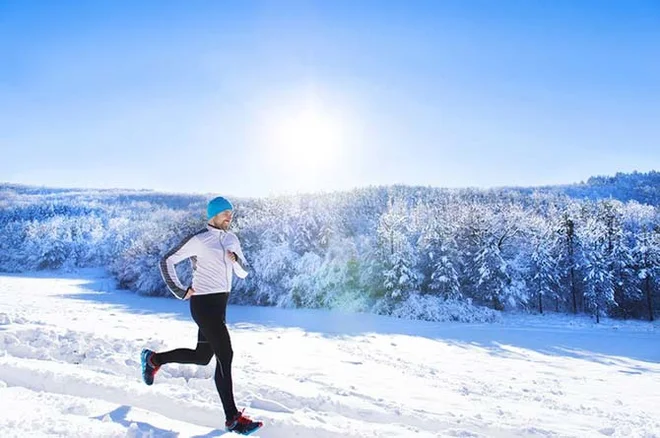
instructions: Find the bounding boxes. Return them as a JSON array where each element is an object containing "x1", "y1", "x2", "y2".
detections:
[{"x1": 264, "y1": 102, "x2": 345, "y2": 176}]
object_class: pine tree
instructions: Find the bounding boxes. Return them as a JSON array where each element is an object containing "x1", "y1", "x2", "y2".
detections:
[
  {"x1": 528, "y1": 215, "x2": 562, "y2": 314},
  {"x1": 626, "y1": 204, "x2": 660, "y2": 321},
  {"x1": 417, "y1": 204, "x2": 461, "y2": 300},
  {"x1": 598, "y1": 200, "x2": 639, "y2": 317},
  {"x1": 376, "y1": 199, "x2": 419, "y2": 310},
  {"x1": 458, "y1": 201, "x2": 526, "y2": 310},
  {"x1": 580, "y1": 215, "x2": 616, "y2": 323},
  {"x1": 429, "y1": 242, "x2": 461, "y2": 300},
  {"x1": 474, "y1": 238, "x2": 509, "y2": 310},
  {"x1": 557, "y1": 205, "x2": 583, "y2": 313}
]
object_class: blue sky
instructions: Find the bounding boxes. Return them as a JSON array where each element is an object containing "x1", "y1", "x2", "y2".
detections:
[{"x1": 1, "y1": 0, "x2": 659, "y2": 198}]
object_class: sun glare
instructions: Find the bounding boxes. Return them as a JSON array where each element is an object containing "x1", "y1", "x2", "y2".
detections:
[{"x1": 263, "y1": 101, "x2": 345, "y2": 178}]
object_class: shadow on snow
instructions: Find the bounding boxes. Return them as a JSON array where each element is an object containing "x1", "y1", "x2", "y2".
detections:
[{"x1": 64, "y1": 274, "x2": 660, "y2": 370}]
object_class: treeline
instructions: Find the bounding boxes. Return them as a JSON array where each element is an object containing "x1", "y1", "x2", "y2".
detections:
[{"x1": 1, "y1": 172, "x2": 658, "y2": 323}]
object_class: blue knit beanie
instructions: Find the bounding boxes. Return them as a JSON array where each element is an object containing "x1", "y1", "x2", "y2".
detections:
[{"x1": 207, "y1": 196, "x2": 233, "y2": 220}]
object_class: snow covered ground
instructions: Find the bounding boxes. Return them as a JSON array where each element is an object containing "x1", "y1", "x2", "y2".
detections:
[{"x1": 0, "y1": 270, "x2": 659, "y2": 438}]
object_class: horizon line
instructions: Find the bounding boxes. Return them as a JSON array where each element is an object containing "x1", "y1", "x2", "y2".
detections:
[{"x1": 2, "y1": 169, "x2": 658, "y2": 200}]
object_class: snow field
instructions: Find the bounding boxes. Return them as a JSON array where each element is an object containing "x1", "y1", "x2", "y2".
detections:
[{"x1": 0, "y1": 271, "x2": 659, "y2": 437}]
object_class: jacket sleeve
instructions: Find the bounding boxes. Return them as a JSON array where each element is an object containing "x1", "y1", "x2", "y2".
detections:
[
  {"x1": 230, "y1": 238, "x2": 249, "y2": 279},
  {"x1": 159, "y1": 234, "x2": 198, "y2": 299}
]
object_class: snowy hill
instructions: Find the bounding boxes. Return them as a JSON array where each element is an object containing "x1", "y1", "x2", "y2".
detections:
[{"x1": 1, "y1": 270, "x2": 658, "y2": 437}]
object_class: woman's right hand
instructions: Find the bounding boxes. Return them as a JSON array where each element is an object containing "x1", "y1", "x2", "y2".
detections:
[{"x1": 184, "y1": 286, "x2": 195, "y2": 300}]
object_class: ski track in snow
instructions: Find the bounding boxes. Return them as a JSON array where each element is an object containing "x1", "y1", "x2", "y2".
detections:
[{"x1": 0, "y1": 270, "x2": 659, "y2": 437}]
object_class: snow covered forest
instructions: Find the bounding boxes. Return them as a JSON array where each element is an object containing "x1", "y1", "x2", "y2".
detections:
[{"x1": 1, "y1": 171, "x2": 659, "y2": 323}]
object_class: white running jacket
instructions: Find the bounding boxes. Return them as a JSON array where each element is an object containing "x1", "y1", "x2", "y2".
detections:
[{"x1": 159, "y1": 224, "x2": 249, "y2": 299}]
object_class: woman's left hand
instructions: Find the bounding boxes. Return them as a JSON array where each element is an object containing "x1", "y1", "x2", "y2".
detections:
[{"x1": 227, "y1": 251, "x2": 238, "y2": 262}]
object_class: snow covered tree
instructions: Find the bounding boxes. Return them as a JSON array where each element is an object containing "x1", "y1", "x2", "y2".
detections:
[
  {"x1": 22, "y1": 217, "x2": 74, "y2": 270},
  {"x1": 474, "y1": 238, "x2": 509, "y2": 310},
  {"x1": 244, "y1": 240, "x2": 297, "y2": 306},
  {"x1": 428, "y1": 241, "x2": 461, "y2": 299},
  {"x1": 528, "y1": 214, "x2": 562, "y2": 313},
  {"x1": 286, "y1": 251, "x2": 325, "y2": 308},
  {"x1": 556, "y1": 204, "x2": 584, "y2": 313},
  {"x1": 375, "y1": 198, "x2": 420, "y2": 313},
  {"x1": 457, "y1": 202, "x2": 526, "y2": 310},
  {"x1": 415, "y1": 203, "x2": 462, "y2": 300},
  {"x1": 579, "y1": 214, "x2": 616, "y2": 323},
  {"x1": 597, "y1": 200, "x2": 639, "y2": 318},
  {"x1": 0, "y1": 221, "x2": 28, "y2": 272},
  {"x1": 625, "y1": 203, "x2": 660, "y2": 321},
  {"x1": 321, "y1": 237, "x2": 371, "y2": 312},
  {"x1": 453, "y1": 202, "x2": 489, "y2": 303},
  {"x1": 291, "y1": 203, "x2": 318, "y2": 255},
  {"x1": 635, "y1": 227, "x2": 659, "y2": 321}
]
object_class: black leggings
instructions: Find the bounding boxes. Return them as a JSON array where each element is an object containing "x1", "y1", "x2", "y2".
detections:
[{"x1": 153, "y1": 293, "x2": 238, "y2": 421}]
